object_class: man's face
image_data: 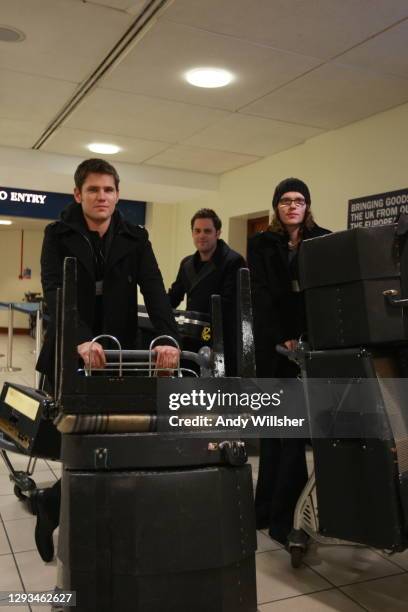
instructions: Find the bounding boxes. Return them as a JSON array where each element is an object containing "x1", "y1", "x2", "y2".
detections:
[
  {"x1": 192, "y1": 218, "x2": 220, "y2": 256},
  {"x1": 74, "y1": 173, "x2": 119, "y2": 224},
  {"x1": 277, "y1": 191, "x2": 307, "y2": 228}
]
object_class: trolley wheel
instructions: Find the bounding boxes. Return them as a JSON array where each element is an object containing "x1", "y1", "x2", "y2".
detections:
[
  {"x1": 13, "y1": 477, "x2": 36, "y2": 501},
  {"x1": 290, "y1": 546, "x2": 305, "y2": 569},
  {"x1": 13, "y1": 484, "x2": 26, "y2": 501}
]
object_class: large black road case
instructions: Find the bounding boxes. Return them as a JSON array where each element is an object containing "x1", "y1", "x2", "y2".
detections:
[{"x1": 299, "y1": 224, "x2": 408, "y2": 349}]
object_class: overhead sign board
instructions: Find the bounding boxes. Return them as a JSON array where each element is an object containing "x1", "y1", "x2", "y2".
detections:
[{"x1": 348, "y1": 188, "x2": 408, "y2": 229}]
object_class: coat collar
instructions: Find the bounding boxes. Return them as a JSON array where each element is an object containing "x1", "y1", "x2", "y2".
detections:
[
  {"x1": 256, "y1": 224, "x2": 329, "y2": 271},
  {"x1": 54, "y1": 202, "x2": 142, "y2": 277},
  {"x1": 192, "y1": 238, "x2": 228, "y2": 266},
  {"x1": 185, "y1": 239, "x2": 228, "y2": 293}
]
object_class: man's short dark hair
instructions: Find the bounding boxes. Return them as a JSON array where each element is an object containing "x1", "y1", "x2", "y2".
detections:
[
  {"x1": 74, "y1": 158, "x2": 120, "y2": 191},
  {"x1": 191, "y1": 208, "x2": 222, "y2": 231}
]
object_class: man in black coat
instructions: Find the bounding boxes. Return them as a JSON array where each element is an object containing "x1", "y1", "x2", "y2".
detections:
[
  {"x1": 248, "y1": 177, "x2": 330, "y2": 545},
  {"x1": 168, "y1": 208, "x2": 246, "y2": 375},
  {"x1": 34, "y1": 158, "x2": 180, "y2": 562}
]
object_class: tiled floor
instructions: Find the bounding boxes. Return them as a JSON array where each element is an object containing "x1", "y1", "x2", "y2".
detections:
[{"x1": 0, "y1": 335, "x2": 408, "y2": 611}]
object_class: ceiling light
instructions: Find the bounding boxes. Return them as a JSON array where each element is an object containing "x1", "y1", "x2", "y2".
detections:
[
  {"x1": 87, "y1": 143, "x2": 120, "y2": 155},
  {"x1": 0, "y1": 220, "x2": 12, "y2": 225},
  {"x1": 185, "y1": 67, "x2": 234, "y2": 88},
  {"x1": 0, "y1": 26, "x2": 25, "y2": 43}
]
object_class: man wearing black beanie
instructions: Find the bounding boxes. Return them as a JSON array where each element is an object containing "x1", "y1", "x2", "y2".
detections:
[
  {"x1": 248, "y1": 177, "x2": 330, "y2": 545},
  {"x1": 272, "y1": 178, "x2": 311, "y2": 211}
]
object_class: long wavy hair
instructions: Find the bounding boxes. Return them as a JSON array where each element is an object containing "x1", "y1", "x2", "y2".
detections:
[{"x1": 268, "y1": 205, "x2": 315, "y2": 236}]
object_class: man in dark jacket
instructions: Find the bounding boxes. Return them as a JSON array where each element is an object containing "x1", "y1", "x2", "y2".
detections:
[
  {"x1": 168, "y1": 208, "x2": 246, "y2": 375},
  {"x1": 34, "y1": 158, "x2": 180, "y2": 562},
  {"x1": 37, "y1": 159, "x2": 179, "y2": 381},
  {"x1": 248, "y1": 177, "x2": 330, "y2": 545}
]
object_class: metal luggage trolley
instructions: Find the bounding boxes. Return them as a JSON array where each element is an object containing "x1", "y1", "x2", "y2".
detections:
[
  {"x1": 278, "y1": 341, "x2": 408, "y2": 569},
  {"x1": 54, "y1": 257, "x2": 257, "y2": 612},
  {"x1": 0, "y1": 381, "x2": 60, "y2": 511},
  {"x1": 0, "y1": 294, "x2": 53, "y2": 513},
  {"x1": 0, "y1": 433, "x2": 39, "y2": 510}
]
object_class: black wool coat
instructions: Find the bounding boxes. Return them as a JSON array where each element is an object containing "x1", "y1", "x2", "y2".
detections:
[
  {"x1": 168, "y1": 239, "x2": 246, "y2": 314},
  {"x1": 248, "y1": 224, "x2": 330, "y2": 377},
  {"x1": 37, "y1": 202, "x2": 179, "y2": 381},
  {"x1": 168, "y1": 239, "x2": 246, "y2": 375}
]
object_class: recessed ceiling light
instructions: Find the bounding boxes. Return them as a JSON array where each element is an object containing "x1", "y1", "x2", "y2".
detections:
[
  {"x1": 87, "y1": 143, "x2": 120, "y2": 155},
  {"x1": 0, "y1": 26, "x2": 25, "y2": 43},
  {"x1": 0, "y1": 220, "x2": 13, "y2": 225},
  {"x1": 185, "y1": 67, "x2": 234, "y2": 88}
]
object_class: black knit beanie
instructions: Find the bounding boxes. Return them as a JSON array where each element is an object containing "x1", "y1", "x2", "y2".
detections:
[{"x1": 272, "y1": 177, "x2": 311, "y2": 209}]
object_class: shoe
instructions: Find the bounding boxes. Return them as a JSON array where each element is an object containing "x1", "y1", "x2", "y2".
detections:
[{"x1": 31, "y1": 488, "x2": 57, "y2": 562}]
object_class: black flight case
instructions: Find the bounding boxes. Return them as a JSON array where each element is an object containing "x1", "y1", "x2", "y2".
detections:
[{"x1": 55, "y1": 258, "x2": 257, "y2": 612}]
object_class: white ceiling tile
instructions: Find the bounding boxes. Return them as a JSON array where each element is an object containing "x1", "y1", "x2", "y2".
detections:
[
  {"x1": 0, "y1": 0, "x2": 133, "y2": 82},
  {"x1": 43, "y1": 127, "x2": 171, "y2": 163},
  {"x1": 101, "y1": 20, "x2": 321, "y2": 110},
  {"x1": 144, "y1": 145, "x2": 259, "y2": 174},
  {"x1": 242, "y1": 63, "x2": 408, "y2": 129},
  {"x1": 0, "y1": 69, "x2": 77, "y2": 123},
  {"x1": 66, "y1": 88, "x2": 231, "y2": 141},
  {"x1": 162, "y1": 0, "x2": 408, "y2": 59},
  {"x1": 0, "y1": 119, "x2": 46, "y2": 148},
  {"x1": 184, "y1": 114, "x2": 323, "y2": 157},
  {"x1": 337, "y1": 20, "x2": 408, "y2": 79}
]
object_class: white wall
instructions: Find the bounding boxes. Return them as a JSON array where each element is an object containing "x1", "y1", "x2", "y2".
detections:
[
  {"x1": 0, "y1": 230, "x2": 43, "y2": 328},
  {"x1": 168, "y1": 100, "x2": 408, "y2": 259},
  {"x1": 144, "y1": 201, "x2": 178, "y2": 290}
]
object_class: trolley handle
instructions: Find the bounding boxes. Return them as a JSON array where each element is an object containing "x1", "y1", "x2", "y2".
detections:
[
  {"x1": 383, "y1": 289, "x2": 408, "y2": 308},
  {"x1": 87, "y1": 334, "x2": 211, "y2": 376},
  {"x1": 104, "y1": 349, "x2": 209, "y2": 369},
  {"x1": 275, "y1": 344, "x2": 298, "y2": 363},
  {"x1": 276, "y1": 344, "x2": 371, "y2": 361}
]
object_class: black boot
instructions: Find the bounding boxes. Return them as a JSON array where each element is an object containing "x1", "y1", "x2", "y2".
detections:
[{"x1": 31, "y1": 483, "x2": 60, "y2": 562}]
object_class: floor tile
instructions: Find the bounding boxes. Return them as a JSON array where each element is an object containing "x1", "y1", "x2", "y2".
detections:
[
  {"x1": 4, "y1": 516, "x2": 36, "y2": 553},
  {"x1": 15, "y1": 550, "x2": 57, "y2": 591},
  {"x1": 341, "y1": 573, "x2": 408, "y2": 611},
  {"x1": 45, "y1": 460, "x2": 62, "y2": 472},
  {"x1": 258, "y1": 588, "x2": 366, "y2": 611},
  {"x1": 375, "y1": 548, "x2": 408, "y2": 571},
  {"x1": 257, "y1": 530, "x2": 283, "y2": 554},
  {"x1": 0, "y1": 521, "x2": 11, "y2": 555},
  {"x1": 304, "y1": 544, "x2": 404, "y2": 586},
  {"x1": 256, "y1": 549, "x2": 332, "y2": 604},
  {"x1": 0, "y1": 474, "x2": 15, "y2": 495},
  {"x1": 260, "y1": 529, "x2": 283, "y2": 549},
  {"x1": 0, "y1": 553, "x2": 24, "y2": 590},
  {"x1": 31, "y1": 471, "x2": 58, "y2": 488},
  {"x1": 0, "y1": 494, "x2": 33, "y2": 521}
]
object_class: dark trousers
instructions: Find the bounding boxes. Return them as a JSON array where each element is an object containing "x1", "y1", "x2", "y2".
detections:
[
  {"x1": 42, "y1": 478, "x2": 61, "y2": 526},
  {"x1": 255, "y1": 437, "x2": 308, "y2": 543},
  {"x1": 39, "y1": 374, "x2": 61, "y2": 526}
]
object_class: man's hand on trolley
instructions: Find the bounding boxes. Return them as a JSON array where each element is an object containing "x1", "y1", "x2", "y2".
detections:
[
  {"x1": 77, "y1": 341, "x2": 106, "y2": 369},
  {"x1": 282, "y1": 339, "x2": 298, "y2": 352},
  {"x1": 154, "y1": 345, "x2": 180, "y2": 373},
  {"x1": 77, "y1": 342, "x2": 180, "y2": 373}
]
